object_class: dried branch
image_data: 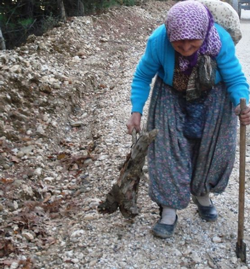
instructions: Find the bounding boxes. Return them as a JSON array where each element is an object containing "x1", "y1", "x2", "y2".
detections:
[{"x1": 98, "y1": 129, "x2": 158, "y2": 219}]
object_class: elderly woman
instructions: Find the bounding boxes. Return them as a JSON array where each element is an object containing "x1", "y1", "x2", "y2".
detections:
[{"x1": 126, "y1": 0, "x2": 250, "y2": 238}]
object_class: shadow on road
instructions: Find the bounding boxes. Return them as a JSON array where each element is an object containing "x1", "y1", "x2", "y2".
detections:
[{"x1": 240, "y1": 18, "x2": 250, "y2": 22}]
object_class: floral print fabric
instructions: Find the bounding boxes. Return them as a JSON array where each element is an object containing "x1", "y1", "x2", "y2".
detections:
[{"x1": 147, "y1": 76, "x2": 237, "y2": 209}]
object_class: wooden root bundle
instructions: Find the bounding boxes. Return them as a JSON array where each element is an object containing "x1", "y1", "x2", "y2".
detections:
[{"x1": 98, "y1": 129, "x2": 158, "y2": 219}]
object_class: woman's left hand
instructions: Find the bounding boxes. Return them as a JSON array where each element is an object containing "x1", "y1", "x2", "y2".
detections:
[{"x1": 235, "y1": 105, "x2": 250, "y2": 125}]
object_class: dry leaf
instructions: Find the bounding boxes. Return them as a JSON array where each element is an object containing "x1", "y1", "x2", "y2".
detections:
[
  {"x1": 0, "y1": 178, "x2": 14, "y2": 184},
  {"x1": 57, "y1": 153, "x2": 69, "y2": 160},
  {"x1": 11, "y1": 156, "x2": 20, "y2": 163}
]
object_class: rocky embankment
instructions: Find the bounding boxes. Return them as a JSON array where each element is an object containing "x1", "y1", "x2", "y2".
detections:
[{"x1": 1, "y1": 1, "x2": 250, "y2": 268}]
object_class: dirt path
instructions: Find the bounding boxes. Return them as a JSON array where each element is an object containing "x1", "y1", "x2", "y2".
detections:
[{"x1": 1, "y1": 2, "x2": 250, "y2": 269}]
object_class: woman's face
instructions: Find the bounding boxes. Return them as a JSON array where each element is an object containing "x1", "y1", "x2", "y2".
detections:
[{"x1": 171, "y1": 39, "x2": 203, "y2": 57}]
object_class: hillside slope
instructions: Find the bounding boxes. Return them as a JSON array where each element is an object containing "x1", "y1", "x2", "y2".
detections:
[{"x1": 0, "y1": 1, "x2": 250, "y2": 268}]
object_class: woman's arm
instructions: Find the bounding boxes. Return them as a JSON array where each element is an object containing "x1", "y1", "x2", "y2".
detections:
[
  {"x1": 130, "y1": 36, "x2": 161, "y2": 114},
  {"x1": 216, "y1": 25, "x2": 250, "y2": 125},
  {"x1": 216, "y1": 25, "x2": 249, "y2": 107}
]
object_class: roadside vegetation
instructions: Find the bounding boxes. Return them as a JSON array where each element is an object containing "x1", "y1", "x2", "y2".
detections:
[{"x1": 0, "y1": 0, "x2": 153, "y2": 49}]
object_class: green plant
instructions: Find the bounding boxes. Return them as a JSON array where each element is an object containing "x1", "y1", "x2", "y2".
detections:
[
  {"x1": 41, "y1": 14, "x2": 59, "y2": 32},
  {"x1": 123, "y1": 0, "x2": 136, "y2": 6},
  {"x1": 18, "y1": 18, "x2": 34, "y2": 27}
]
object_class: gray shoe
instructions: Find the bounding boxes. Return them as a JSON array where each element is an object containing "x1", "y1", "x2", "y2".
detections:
[{"x1": 151, "y1": 215, "x2": 178, "y2": 238}]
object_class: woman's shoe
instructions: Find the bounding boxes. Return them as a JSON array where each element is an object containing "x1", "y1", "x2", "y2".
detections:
[
  {"x1": 151, "y1": 215, "x2": 178, "y2": 238},
  {"x1": 192, "y1": 196, "x2": 218, "y2": 222}
]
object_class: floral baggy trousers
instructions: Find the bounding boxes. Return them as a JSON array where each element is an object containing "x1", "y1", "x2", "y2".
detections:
[{"x1": 147, "y1": 76, "x2": 237, "y2": 210}]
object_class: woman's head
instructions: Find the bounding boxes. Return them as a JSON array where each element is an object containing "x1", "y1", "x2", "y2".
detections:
[
  {"x1": 165, "y1": 0, "x2": 221, "y2": 73},
  {"x1": 166, "y1": 1, "x2": 209, "y2": 44}
]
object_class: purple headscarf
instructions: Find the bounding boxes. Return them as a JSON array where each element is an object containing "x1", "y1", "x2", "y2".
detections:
[{"x1": 165, "y1": 1, "x2": 221, "y2": 74}]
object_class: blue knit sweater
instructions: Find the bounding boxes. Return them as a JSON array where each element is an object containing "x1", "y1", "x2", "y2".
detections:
[{"x1": 131, "y1": 23, "x2": 249, "y2": 114}]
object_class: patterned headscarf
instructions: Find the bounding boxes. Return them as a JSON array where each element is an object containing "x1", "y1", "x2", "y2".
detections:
[{"x1": 165, "y1": 1, "x2": 221, "y2": 74}]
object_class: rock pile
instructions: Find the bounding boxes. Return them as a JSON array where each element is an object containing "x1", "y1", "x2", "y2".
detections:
[{"x1": 0, "y1": 1, "x2": 250, "y2": 268}]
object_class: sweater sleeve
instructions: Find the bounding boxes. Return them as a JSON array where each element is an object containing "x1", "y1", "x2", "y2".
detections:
[
  {"x1": 216, "y1": 26, "x2": 249, "y2": 106},
  {"x1": 130, "y1": 36, "x2": 161, "y2": 114}
]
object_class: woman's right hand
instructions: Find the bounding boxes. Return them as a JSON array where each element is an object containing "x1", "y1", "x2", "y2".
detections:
[{"x1": 126, "y1": 112, "x2": 142, "y2": 135}]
